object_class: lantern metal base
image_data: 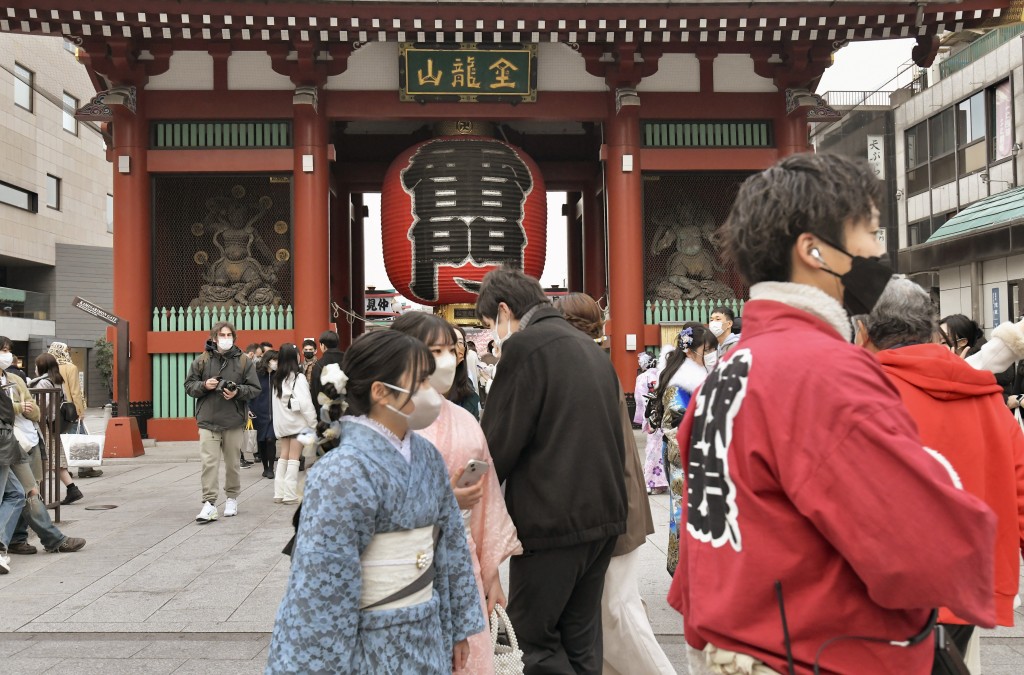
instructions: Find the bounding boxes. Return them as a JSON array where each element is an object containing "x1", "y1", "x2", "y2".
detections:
[{"x1": 435, "y1": 303, "x2": 480, "y2": 326}]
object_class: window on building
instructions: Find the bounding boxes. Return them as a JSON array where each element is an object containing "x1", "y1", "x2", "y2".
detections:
[
  {"x1": 62, "y1": 92, "x2": 78, "y2": 135},
  {"x1": 957, "y1": 92, "x2": 987, "y2": 176},
  {"x1": 906, "y1": 123, "x2": 929, "y2": 195},
  {"x1": 13, "y1": 63, "x2": 33, "y2": 112},
  {"x1": 46, "y1": 175, "x2": 61, "y2": 210},
  {"x1": 106, "y1": 193, "x2": 113, "y2": 233},
  {"x1": 991, "y1": 79, "x2": 1014, "y2": 161},
  {"x1": 929, "y1": 108, "x2": 956, "y2": 186},
  {"x1": 0, "y1": 180, "x2": 38, "y2": 212},
  {"x1": 908, "y1": 219, "x2": 931, "y2": 246},
  {"x1": 1010, "y1": 280, "x2": 1022, "y2": 322}
]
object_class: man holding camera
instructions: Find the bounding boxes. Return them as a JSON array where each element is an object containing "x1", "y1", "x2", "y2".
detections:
[{"x1": 184, "y1": 322, "x2": 261, "y2": 523}]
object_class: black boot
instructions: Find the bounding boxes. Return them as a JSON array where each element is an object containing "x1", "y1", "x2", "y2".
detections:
[{"x1": 61, "y1": 484, "x2": 84, "y2": 505}]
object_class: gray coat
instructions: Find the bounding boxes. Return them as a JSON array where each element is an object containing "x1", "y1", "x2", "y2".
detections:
[{"x1": 184, "y1": 346, "x2": 261, "y2": 431}]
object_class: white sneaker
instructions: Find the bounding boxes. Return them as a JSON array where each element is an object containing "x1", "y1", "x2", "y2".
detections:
[
  {"x1": 224, "y1": 498, "x2": 238, "y2": 517},
  {"x1": 195, "y1": 501, "x2": 218, "y2": 524},
  {"x1": 0, "y1": 553, "x2": 10, "y2": 574}
]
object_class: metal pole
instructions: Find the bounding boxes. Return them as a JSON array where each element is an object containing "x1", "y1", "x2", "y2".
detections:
[{"x1": 117, "y1": 320, "x2": 129, "y2": 419}]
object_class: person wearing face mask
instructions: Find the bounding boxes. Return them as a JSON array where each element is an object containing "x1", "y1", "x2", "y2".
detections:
[
  {"x1": 300, "y1": 338, "x2": 318, "y2": 386},
  {"x1": 271, "y1": 343, "x2": 317, "y2": 504},
  {"x1": 310, "y1": 330, "x2": 344, "y2": 419},
  {"x1": 184, "y1": 322, "x2": 262, "y2": 524},
  {"x1": 708, "y1": 306, "x2": 740, "y2": 358},
  {"x1": 267, "y1": 330, "x2": 483, "y2": 674},
  {"x1": 391, "y1": 312, "x2": 521, "y2": 675},
  {"x1": 250, "y1": 349, "x2": 278, "y2": 480},
  {"x1": 666, "y1": 154, "x2": 998, "y2": 675},
  {"x1": 653, "y1": 324, "x2": 718, "y2": 578},
  {"x1": 476, "y1": 267, "x2": 627, "y2": 674},
  {"x1": 448, "y1": 325, "x2": 482, "y2": 420}
]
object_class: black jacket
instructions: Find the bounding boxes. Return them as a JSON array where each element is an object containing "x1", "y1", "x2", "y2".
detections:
[
  {"x1": 481, "y1": 305, "x2": 627, "y2": 550},
  {"x1": 311, "y1": 348, "x2": 345, "y2": 415},
  {"x1": 184, "y1": 345, "x2": 261, "y2": 432}
]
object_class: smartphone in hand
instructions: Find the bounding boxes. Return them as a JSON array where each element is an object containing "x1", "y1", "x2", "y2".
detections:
[{"x1": 456, "y1": 459, "x2": 489, "y2": 488}]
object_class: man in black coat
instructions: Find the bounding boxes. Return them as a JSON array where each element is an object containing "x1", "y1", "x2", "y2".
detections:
[{"x1": 478, "y1": 267, "x2": 627, "y2": 674}]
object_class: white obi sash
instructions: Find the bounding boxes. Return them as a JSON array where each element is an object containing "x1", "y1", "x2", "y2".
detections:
[{"x1": 360, "y1": 525, "x2": 438, "y2": 611}]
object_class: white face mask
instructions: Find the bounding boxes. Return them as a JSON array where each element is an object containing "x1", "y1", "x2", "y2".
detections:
[
  {"x1": 0, "y1": 352, "x2": 13, "y2": 371},
  {"x1": 268, "y1": 360, "x2": 277, "y2": 372},
  {"x1": 492, "y1": 310, "x2": 514, "y2": 350},
  {"x1": 384, "y1": 383, "x2": 443, "y2": 430},
  {"x1": 704, "y1": 352, "x2": 718, "y2": 371},
  {"x1": 217, "y1": 337, "x2": 234, "y2": 351},
  {"x1": 708, "y1": 320, "x2": 725, "y2": 338},
  {"x1": 429, "y1": 352, "x2": 458, "y2": 395}
]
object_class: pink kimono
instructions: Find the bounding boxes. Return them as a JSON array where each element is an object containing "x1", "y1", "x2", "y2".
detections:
[{"x1": 419, "y1": 400, "x2": 523, "y2": 675}]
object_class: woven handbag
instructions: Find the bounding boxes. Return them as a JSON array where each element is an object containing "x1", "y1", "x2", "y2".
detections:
[{"x1": 490, "y1": 604, "x2": 525, "y2": 675}]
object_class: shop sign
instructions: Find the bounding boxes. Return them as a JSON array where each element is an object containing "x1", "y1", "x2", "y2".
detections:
[{"x1": 400, "y1": 43, "x2": 537, "y2": 103}]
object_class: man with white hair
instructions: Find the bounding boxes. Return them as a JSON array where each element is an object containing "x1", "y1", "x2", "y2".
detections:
[{"x1": 858, "y1": 277, "x2": 1024, "y2": 664}]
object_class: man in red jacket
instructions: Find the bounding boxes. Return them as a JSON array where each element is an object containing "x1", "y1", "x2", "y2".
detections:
[
  {"x1": 667, "y1": 154, "x2": 998, "y2": 675},
  {"x1": 859, "y1": 277, "x2": 1024, "y2": 662}
]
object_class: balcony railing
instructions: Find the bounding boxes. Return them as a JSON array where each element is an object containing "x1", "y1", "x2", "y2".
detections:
[
  {"x1": 0, "y1": 286, "x2": 50, "y2": 320},
  {"x1": 820, "y1": 90, "x2": 895, "y2": 108},
  {"x1": 939, "y1": 24, "x2": 1024, "y2": 80}
]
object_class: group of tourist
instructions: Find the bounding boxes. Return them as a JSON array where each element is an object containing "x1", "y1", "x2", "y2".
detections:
[{"x1": 1, "y1": 338, "x2": 89, "y2": 574}]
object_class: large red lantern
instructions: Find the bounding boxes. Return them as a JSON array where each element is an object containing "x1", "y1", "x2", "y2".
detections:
[{"x1": 381, "y1": 135, "x2": 547, "y2": 306}]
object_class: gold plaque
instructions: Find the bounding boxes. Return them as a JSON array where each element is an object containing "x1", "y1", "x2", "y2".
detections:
[
  {"x1": 275, "y1": 248, "x2": 290, "y2": 262},
  {"x1": 259, "y1": 196, "x2": 273, "y2": 209},
  {"x1": 274, "y1": 220, "x2": 289, "y2": 234},
  {"x1": 190, "y1": 222, "x2": 205, "y2": 237},
  {"x1": 193, "y1": 251, "x2": 209, "y2": 265},
  {"x1": 231, "y1": 185, "x2": 246, "y2": 199}
]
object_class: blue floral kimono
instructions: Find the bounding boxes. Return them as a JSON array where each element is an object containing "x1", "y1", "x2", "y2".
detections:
[{"x1": 266, "y1": 419, "x2": 484, "y2": 674}]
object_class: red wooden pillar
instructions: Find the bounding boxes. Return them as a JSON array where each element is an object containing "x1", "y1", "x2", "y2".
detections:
[
  {"x1": 329, "y1": 186, "x2": 353, "y2": 348},
  {"x1": 582, "y1": 184, "x2": 606, "y2": 302},
  {"x1": 604, "y1": 94, "x2": 645, "y2": 387},
  {"x1": 351, "y1": 193, "x2": 366, "y2": 337},
  {"x1": 566, "y1": 191, "x2": 583, "y2": 292},
  {"x1": 292, "y1": 99, "x2": 330, "y2": 346},
  {"x1": 111, "y1": 97, "x2": 151, "y2": 405},
  {"x1": 777, "y1": 110, "x2": 811, "y2": 157}
]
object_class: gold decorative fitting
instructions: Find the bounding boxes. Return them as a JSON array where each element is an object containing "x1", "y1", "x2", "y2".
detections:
[
  {"x1": 231, "y1": 185, "x2": 246, "y2": 199},
  {"x1": 193, "y1": 251, "x2": 209, "y2": 265},
  {"x1": 190, "y1": 222, "x2": 205, "y2": 237},
  {"x1": 275, "y1": 249, "x2": 291, "y2": 262},
  {"x1": 433, "y1": 120, "x2": 496, "y2": 137},
  {"x1": 259, "y1": 196, "x2": 274, "y2": 209},
  {"x1": 274, "y1": 220, "x2": 289, "y2": 234}
]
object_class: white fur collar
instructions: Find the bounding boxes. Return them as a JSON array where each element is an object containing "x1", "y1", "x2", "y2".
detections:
[
  {"x1": 749, "y1": 281, "x2": 852, "y2": 341},
  {"x1": 668, "y1": 357, "x2": 708, "y2": 393}
]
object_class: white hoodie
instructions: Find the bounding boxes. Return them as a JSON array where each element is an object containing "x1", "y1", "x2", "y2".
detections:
[{"x1": 272, "y1": 371, "x2": 316, "y2": 437}]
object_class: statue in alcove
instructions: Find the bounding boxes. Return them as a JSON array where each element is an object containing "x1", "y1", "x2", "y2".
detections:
[{"x1": 648, "y1": 202, "x2": 736, "y2": 302}]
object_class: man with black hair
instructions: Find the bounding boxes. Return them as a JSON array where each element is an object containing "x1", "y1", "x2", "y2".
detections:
[
  {"x1": 310, "y1": 330, "x2": 344, "y2": 418},
  {"x1": 708, "y1": 306, "x2": 740, "y2": 357},
  {"x1": 477, "y1": 266, "x2": 626, "y2": 674},
  {"x1": 666, "y1": 153, "x2": 997, "y2": 675}
]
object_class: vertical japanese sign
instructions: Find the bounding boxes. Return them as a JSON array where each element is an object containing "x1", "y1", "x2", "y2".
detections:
[
  {"x1": 400, "y1": 43, "x2": 537, "y2": 103},
  {"x1": 993, "y1": 287, "x2": 1001, "y2": 326},
  {"x1": 995, "y1": 80, "x2": 1013, "y2": 160},
  {"x1": 867, "y1": 135, "x2": 885, "y2": 179}
]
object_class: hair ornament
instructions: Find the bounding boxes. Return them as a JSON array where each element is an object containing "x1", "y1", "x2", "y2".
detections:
[
  {"x1": 318, "y1": 363, "x2": 349, "y2": 412},
  {"x1": 677, "y1": 327, "x2": 694, "y2": 350}
]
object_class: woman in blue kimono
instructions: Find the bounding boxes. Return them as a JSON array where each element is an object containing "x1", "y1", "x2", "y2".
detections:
[
  {"x1": 266, "y1": 330, "x2": 484, "y2": 674},
  {"x1": 654, "y1": 324, "x2": 718, "y2": 577}
]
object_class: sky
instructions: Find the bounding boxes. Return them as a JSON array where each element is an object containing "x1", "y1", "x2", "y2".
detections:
[{"x1": 361, "y1": 39, "x2": 916, "y2": 294}]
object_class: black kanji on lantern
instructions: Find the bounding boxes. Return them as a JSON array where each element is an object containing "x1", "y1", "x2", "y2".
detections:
[
  {"x1": 686, "y1": 349, "x2": 751, "y2": 552},
  {"x1": 400, "y1": 139, "x2": 533, "y2": 302}
]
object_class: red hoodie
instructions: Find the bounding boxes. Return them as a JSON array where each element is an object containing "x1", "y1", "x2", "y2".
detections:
[
  {"x1": 876, "y1": 343, "x2": 1024, "y2": 626},
  {"x1": 667, "y1": 297, "x2": 997, "y2": 675}
]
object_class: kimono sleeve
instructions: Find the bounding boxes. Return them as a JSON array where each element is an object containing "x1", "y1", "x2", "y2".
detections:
[
  {"x1": 787, "y1": 402, "x2": 998, "y2": 627},
  {"x1": 265, "y1": 450, "x2": 379, "y2": 674},
  {"x1": 469, "y1": 423, "x2": 522, "y2": 588}
]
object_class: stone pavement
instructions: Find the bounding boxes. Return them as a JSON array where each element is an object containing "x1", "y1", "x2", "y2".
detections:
[{"x1": 0, "y1": 424, "x2": 1021, "y2": 673}]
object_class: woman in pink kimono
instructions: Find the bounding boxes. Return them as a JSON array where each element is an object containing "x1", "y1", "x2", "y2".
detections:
[
  {"x1": 634, "y1": 352, "x2": 667, "y2": 494},
  {"x1": 392, "y1": 312, "x2": 522, "y2": 675}
]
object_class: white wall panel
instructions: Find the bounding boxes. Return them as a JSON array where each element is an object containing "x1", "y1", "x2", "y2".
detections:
[
  {"x1": 712, "y1": 55, "x2": 776, "y2": 93},
  {"x1": 637, "y1": 53, "x2": 699, "y2": 92},
  {"x1": 228, "y1": 51, "x2": 294, "y2": 90},
  {"x1": 147, "y1": 51, "x2": 214, "y2": 90},
  {"x1": 326, "y1": 42, "x2": 399, "y2": 90}
]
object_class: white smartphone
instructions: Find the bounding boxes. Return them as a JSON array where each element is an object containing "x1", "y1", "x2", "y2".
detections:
[{"x1": 455, "y1": 459, "x2": 489, "y2": 488}]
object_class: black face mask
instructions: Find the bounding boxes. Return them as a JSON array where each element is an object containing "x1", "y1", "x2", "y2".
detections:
[
  {"x1": 303, "y1": 351, "x2": 315, "y2": 360},
  {"x1": 818, "y1": 240, "x2": 894, "y2": 316}
]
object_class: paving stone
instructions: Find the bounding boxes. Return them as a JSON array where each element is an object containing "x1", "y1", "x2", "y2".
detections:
[
  {"x1": 0, "y1": 657, "x2": 61, "y2": 674},
  {"x1": 15, "y1": 638, "x2": 147, "y2": 659},
  {"x1": 46, "y1": 657, "x2": 186, "y2": 674},
  {"x1": 135, "y1": 638, "x2": 266, "y2": 660},
  {"x1": 171, "y1": 658, "x2": 267, "y2": 674}
]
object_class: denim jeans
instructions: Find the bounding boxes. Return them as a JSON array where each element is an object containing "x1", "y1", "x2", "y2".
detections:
[
  {"x1": 0, "y1": 466, "x2": 27, "y2": 552},
  {"x1": 10, "y1": 443, "x2": 65, "y2": 551}
]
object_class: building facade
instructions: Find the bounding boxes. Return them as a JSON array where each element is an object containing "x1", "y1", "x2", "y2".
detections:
[
  {"x1": 0, "y1": 1, "x2": 1014, "y2": 439},
  {"x1": 0, "y1": 32, "x2": 113, "y2": 406}
]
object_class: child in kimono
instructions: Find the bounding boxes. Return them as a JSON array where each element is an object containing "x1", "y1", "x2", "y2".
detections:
[
  {"x1": 392, "y1": 312, "x2": 522, "y2": 675},
  {"x1": 266, "y1": 330, "x2": 484, "y2": 674}
]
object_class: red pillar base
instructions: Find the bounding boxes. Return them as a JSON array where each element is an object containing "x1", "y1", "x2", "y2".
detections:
[{"x1": 104, "y1": 417, "x2": 145, "y2": 458}]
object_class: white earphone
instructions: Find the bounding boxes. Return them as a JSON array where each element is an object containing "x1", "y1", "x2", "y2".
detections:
[{"x1": 810, "y1": 248, "x2": 824, "y2": 262}]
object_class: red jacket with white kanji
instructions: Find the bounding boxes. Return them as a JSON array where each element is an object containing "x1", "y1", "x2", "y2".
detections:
[
  {"x1": 876, "y1": 343, "x2": 1024, "y2": 627},
  {"x1": 667, "y1": 294, "x2": 997, "y2": 675}
]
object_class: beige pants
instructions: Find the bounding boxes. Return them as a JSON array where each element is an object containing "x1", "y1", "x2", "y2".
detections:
[
  {"x1": 199, "y1": 427, "x2": 243, "y2": 504},
  {"x1": 602, "y1": 546, "x2": 677, "y2": 675}
]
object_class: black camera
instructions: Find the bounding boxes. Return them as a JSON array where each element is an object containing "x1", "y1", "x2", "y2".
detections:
[{"x1": 215, "y1": 378, "x2": 238, "y2": 393}]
